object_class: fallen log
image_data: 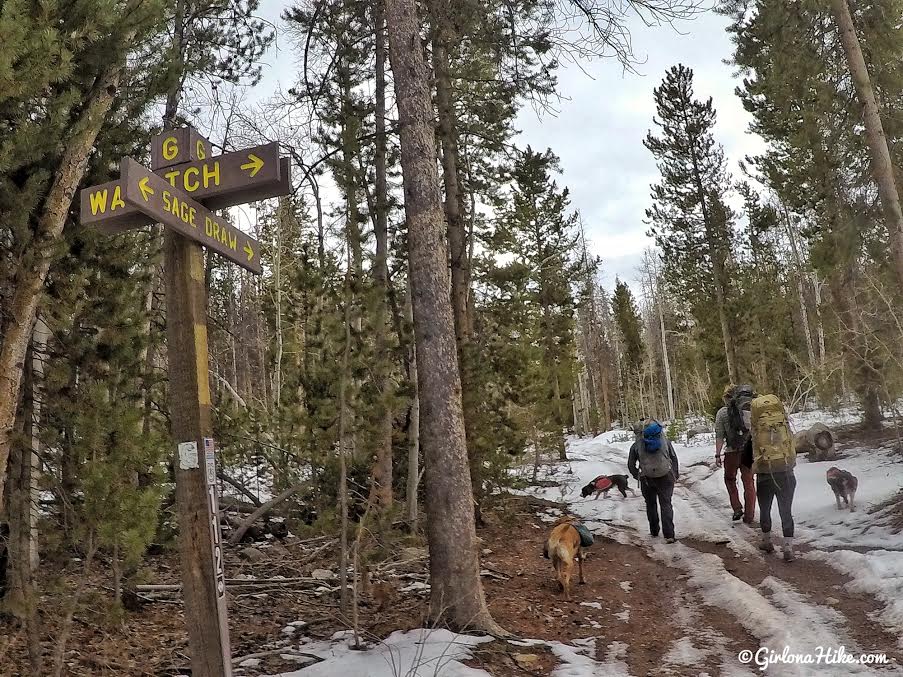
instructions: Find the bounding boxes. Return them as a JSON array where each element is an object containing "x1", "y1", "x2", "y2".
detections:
[
  {"x1": 793, "y1": 422, "x2": 836, "y2": 461},
  {"x1": 228, "y1": 482, "x2": 307, "y2": 545},
  {"x1": 218, "y1": 470, "x2": 262, "y2": 507},
  {"x1": 232, "y1": 649, "x2": 324, "y2": 666}
]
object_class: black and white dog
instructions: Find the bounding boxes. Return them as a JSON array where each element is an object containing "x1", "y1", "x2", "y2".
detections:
[
  {"x1": 581, "y1": 474, "x2": 636, "y2": 500},
  {"x1": 826, "y1": 467, "x2": 859, "y2": 512}
]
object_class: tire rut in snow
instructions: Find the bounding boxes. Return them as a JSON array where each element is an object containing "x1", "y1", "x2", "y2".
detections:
[{"x1": 683, "y1": 538, "x2": 903, "y2": 669}]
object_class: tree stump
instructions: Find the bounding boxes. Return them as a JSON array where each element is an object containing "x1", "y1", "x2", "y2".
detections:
[{"x1": 793, "y1": 422, "x2": 836, "y2": 461}]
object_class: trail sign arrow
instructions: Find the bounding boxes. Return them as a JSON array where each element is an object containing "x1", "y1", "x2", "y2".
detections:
[
  {"x1": 139, "y1": 176, "x2": 154, "y2": 201},
  {"x1": 120, "y1": 156, "x2": 262, "y2": 274},
  {"x1": 81, "y1": 143, "x2": 288, "y2": 231},
  {"x1": 240, "y1": 153, "x2": 264, "y2": 178}
]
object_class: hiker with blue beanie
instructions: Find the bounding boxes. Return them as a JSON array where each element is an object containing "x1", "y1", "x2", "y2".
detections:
[{"x1": 628, "y1": 419, "x2": 680, "y2": 543}]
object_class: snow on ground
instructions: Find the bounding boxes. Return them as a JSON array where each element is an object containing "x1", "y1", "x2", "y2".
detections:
[
  {"x1": 271, "y1": 409, "x2": 903, "y2": 677},
  {"x1": 518, "y1": 410, "x2": 903, "y2": 675},
  {"x1": 265, "y1": 629, "x2": 492, "y2": 677},
  {"x1": 265, "y1": 631, "x2": 634, "y2": 677},
  {"x1": 511, "y1": 637, "x2": 631, "y2": 677}
]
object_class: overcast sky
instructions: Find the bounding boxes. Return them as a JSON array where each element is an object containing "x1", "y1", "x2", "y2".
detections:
[{"x1": 251, "y1": 2, "x2": 765, "y2": 289}]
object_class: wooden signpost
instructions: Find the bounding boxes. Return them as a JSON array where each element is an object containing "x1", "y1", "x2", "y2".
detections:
[
  {"x1": 80, "y1": 143, "x2": 288, "y2": 233},
  {"x1": 79, "y1": 126, "x2": 290, "y2": 676}
]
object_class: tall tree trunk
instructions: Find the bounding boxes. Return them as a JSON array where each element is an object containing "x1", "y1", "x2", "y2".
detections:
[
  {"x1": 657, "y1": 281, "x2": 675, "y2": 421},
  {"x1": 5, "y1": 324, "x2": 44, "y2": 672},
  {"x1": 385, "y1": 0, "x2": 504, "y2": 634},
  {"x1": 687, "y1": 138, "x2": 737, "y2": 381},
  {"x1": 338, "y1": 267, "x2": 353, "y2": 613},
  {"x1": 431, "y1": 1, "x2": 484, "y2": 522},
  {"x1": 830, "y1": 0, "x2": 903, "y2": 292},
  {"x1": 598, "y1": 354, "x2": 612, "y2": 431},
  {"x1": 828, "y1": 269, "x2": 882, "y2": 428},
  {"x1": 0, "y1": 63, "x2": 125, "y2": 510},
  {"x1": 431, "y1": 7, "x2": 470, "y2": 342},
  {"x1": 273, "y1": 207, "x2": 284, "y2": 407},
  {"x1": 553, "y1": 365, "x2": 567, "y2": 460},
  {"x1": 782, "y1": 205, "x2": 816, "y2": 369},
  {"x1": 405, "y1": 286, "x2": 420, "y2": 526},
  {"x1": 340, "y1": 65, "x2": 363, "y2": 462},
  {"x1": 4, "y1": 345, "x2": 32, "y2": 615},
  {"x1": 707, "y1": 231, "x2": 737, "y2": 383},
  {"x1": 813, "y1": 273, "x2": 826, "y2": 367},
  {"x1": 368, "y1": 0, "x2": 394, "y2": 518}
]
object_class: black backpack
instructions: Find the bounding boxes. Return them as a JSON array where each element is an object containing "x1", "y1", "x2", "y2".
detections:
[{"x1": 726, "y1": 384, "x2": 755, "y2": 450}]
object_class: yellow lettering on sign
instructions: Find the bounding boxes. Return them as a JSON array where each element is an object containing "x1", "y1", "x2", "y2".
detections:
[
  {"x1": 162, "y1": 136, "x2": 178, "y2": 161},
  {"x1": 184, "y1": 166, "x2": 200, "y2": 192},
  {"x1": 203, "y1": 161, "x2": 220, "y2": 188},
  {"x1": 196, "y1": 140, "x2": 206, "y2": 160},
  {"x1": 163, "y1": 190, "x2": 172, "y2": 213},
  {"x1": 89, "y1": 189, "x2": 109, "y2": 215},
  {"x1": 180, "y1": 201, "x2": 191, "y2": 223},
  {"x1": 227, "y1": 231, "x2": 237, "y2": 250},
  {"x1": 189, "y1": 207, "x2": 197, "y2": 227},
  {"x1": 164, "y1": 169, "x2": 179, "y2": 187},
  {"x1": 111, "y1": 185, "x2": 125, "y2": 210},
  {"x1": 205, "y1": 216, "x2": 215, "y2": 238}
]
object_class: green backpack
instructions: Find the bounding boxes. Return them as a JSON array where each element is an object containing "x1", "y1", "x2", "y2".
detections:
[{"x1": 750, "y1": 394, "x2": 796, "y2": 472}]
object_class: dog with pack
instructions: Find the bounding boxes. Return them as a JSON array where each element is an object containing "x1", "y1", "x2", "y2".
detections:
[
  {"x1": 543, "y1": 518, "x2": 594, "y2": 599},
  {"x1": 627, "y1": 419, "x2": 680, "y2": 543}
]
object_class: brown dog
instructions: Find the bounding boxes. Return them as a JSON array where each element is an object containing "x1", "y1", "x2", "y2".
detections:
[{"x1": 544, "y1": 522, "x2": 585, "y2": 599}]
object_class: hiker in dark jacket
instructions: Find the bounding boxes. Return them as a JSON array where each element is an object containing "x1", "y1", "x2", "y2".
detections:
[
  {"x1": 716, "y1": 383, "x2": 757, "y2": 524},
  {"x1": 628, "y1": 419, "x2": 680, "y2": 543}
]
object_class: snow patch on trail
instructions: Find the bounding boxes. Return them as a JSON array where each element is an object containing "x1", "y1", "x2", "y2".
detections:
[
  {"x1": 662, "y1": 637, "x2": 706, "y2": 667},
  {"x1": 267, "y1": 629, "x2": 492, "y2": 677},
  {"x1": 509, "y1": 637, "x2": 631, "y2": 677},
  {"x1": 547, "y1": 637, "x2": 630, "y2": 677},
  {"x1": 806, "y1": 548, "x2": 903, "y2": 648}
]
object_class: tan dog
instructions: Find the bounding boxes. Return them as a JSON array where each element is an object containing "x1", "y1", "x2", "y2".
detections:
[{"x1": 544, "y1": 522, "x2": 585, "y2": 599}]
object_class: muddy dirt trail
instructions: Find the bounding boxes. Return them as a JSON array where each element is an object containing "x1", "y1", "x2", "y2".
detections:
[{"x1": 473, "y1": 492, "x2": 903, "y2": 676}]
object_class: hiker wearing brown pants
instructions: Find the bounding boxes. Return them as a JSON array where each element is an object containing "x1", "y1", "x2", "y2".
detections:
[{"x1": 715, "y1": 385, "x2": 756, "y2": 524}]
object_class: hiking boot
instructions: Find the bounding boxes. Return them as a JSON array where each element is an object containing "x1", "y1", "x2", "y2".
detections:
[
  {"x1": 783, "y1": 538, "x2": 795, "y2": 562},
  {"x1": 732, "y1": 509, "x2": 744, "y2": 521},
  {"x1": 759, "y1": 534, "x2": 775, "y2": 553},
  {"x1": 665, "y1": 537, "x2": 676, "y2": 544}
]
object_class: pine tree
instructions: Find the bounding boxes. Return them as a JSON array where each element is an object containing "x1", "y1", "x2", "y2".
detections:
[
  {"x1": 612, "y1": 280, "x2": 644, "y2": 373},
  {"x1": 490, "y1": 147, "x2": 579, "y2": 460},
  {"x1": 644, "y1": 64, "x2": 739, "y2": 389},
  {"x1": 0, "y1": 0, "x2": 170, "y2": 514}
]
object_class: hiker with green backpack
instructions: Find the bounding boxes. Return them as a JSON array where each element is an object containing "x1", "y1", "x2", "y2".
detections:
[
  {"x1": 628, "y1": 419, "x2": 680, "y2": 543},
  {"x1": 749, "y1": 393, "x2": 798, "y2": 561},
  {"x1": 729, "y1": 388, "x2": 798, "y2": 561}
]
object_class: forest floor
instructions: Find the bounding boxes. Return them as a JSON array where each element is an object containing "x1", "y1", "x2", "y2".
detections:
[{"x1": 3, "y1": 413, "x2": 903, "y2": 676}]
